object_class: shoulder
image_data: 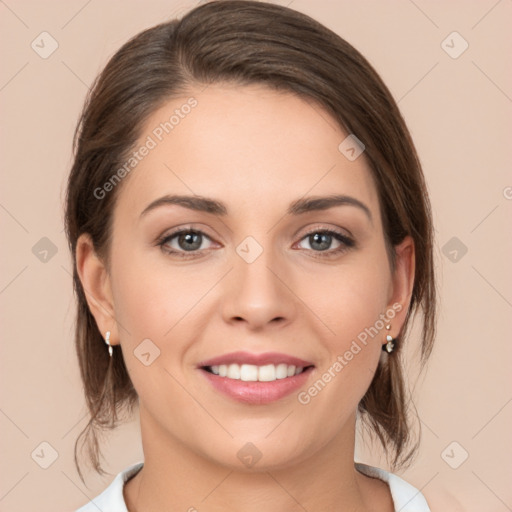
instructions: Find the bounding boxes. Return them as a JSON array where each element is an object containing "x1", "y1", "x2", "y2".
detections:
[
  {"x1": 355, "y1": 462, "x2": 431, "y2": 512},
  {"x1": 73, "y1": 461, "x2": 144, "y2": 512}
]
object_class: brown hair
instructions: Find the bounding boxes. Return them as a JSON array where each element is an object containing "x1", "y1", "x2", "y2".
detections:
[{"x1": 65, "y1": 0, "x2": 436, "y2": 484}]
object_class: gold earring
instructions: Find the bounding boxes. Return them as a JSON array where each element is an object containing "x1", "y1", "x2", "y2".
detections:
[{"x1": 382, "y1": 324, "x2": 395, "y2": 353}]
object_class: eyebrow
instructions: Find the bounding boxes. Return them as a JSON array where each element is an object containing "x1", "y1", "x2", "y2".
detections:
[{"x1": 139, "y1": 193, "x2": 373, "y2": 223}]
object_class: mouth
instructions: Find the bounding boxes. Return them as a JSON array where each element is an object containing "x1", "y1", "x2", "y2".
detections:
[{"x1": 197, "y1": 351, "x2": 315, "y2": 404}]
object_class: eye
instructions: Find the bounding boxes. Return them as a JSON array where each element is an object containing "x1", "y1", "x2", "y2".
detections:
[
  {"x1": 156, "y1": 226, "x2": 355, "y2": 260},
  {"x1": 296, "y1": 228, "x2": 355, "y2": 258},
  {"x1": 157, "y1": 228, "x2": 214, "y2": 258}
]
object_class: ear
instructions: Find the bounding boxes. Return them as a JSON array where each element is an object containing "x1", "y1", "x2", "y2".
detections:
[
  {"x1": 386, "y1": 235, "x2": 415, "y2": 339},
  {"x1": 75, "y1": 233, "x2": 119, "y2": 346}
]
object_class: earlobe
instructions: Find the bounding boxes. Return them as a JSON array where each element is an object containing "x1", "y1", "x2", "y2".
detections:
[{"x1": 75, "y1": 233, "x2": 119, "y2": 345}]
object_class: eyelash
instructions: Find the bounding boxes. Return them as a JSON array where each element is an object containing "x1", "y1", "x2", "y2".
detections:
[{"x1": 156, "y1": 226, "x2": 355, "y2": 260}]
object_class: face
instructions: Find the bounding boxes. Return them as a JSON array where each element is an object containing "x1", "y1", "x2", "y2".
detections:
[{"x1": 81, "y1": 83, "x2": 413, "y2": 471}]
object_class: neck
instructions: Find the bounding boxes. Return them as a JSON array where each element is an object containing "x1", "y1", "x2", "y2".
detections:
[{"x1": 124, "y1": 408, "x2": 384, "y2": 512}]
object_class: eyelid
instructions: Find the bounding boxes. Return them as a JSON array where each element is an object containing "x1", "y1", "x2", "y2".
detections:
[
  {"x1": 156, "y1": 223, "x2": 218, "y2": 242},
  {"x1": 296, "y1": 223, "x2": 353, "y2": 239}
]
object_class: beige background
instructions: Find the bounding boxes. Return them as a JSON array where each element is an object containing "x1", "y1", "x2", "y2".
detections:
[{"x1": 1, "y1": 0, "x2": 511, "y2": 510}]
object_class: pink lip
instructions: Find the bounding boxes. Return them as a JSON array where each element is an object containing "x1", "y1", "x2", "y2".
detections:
[
  {"x1": 199, "y1": 366, "x2": 314, "y2": 405},
  {"x1": 197, "y1": 351, "x2": 314, "y2": 368},
  {"x1": 196, "y1": 351, "x2": 315, "y2": 405}
]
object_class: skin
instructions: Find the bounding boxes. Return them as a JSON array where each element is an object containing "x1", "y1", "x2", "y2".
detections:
[{"x1": 77, "y1": 84, "x2": 415, "y2": 512}]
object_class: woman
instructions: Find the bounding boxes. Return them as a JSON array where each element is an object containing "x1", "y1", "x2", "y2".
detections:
[{"x1": 66, "y1": 1, "x2": 436, "y2": 510}]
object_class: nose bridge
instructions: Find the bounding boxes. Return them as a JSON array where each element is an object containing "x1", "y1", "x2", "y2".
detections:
[{"x1": 222, "y1": 233, "x2": 295, "y2": 327}]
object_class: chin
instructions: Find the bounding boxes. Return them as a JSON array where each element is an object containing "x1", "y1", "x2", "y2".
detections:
[{"x1": 195, "y1": 433, "x2": 316, "y2": 473}]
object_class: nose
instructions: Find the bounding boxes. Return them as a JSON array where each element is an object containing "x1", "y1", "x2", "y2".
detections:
[{"x1": 221, "y1": 243, "x2": 297, "y2": 331}]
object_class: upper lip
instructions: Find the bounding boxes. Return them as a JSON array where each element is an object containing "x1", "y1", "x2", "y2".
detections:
[{"x1": 197, "y1": 351, "x2": 314, "y2": 368}]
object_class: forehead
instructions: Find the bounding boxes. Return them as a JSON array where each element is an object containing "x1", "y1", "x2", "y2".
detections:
[{"x1": 115, "y1": 84, "x2": 380, "y2": 222}]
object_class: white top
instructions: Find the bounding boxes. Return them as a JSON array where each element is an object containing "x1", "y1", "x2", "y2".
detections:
[{"x1": 75, "y1": 461, "x2": 431, "y2": 512}]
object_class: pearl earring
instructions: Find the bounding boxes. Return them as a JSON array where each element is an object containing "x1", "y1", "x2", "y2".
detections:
[{"x1": 105, "y1": 331, "x2": 113, "y2": 357}]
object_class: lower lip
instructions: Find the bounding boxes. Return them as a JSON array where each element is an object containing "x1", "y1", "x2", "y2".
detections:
[{"x1": 199, "y1": 367, "x2": 314, "y2": 405}]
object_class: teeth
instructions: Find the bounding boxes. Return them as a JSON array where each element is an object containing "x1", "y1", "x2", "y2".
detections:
[
  {"x1": 258, "y1": 364, "x2": 275, "y2": 382},
  {"x1": 240, "y1": 364, "x2": 258, "y2": 381},
  {"x1": 276, "y1": 363, "x2": 288, "y2": 379},
  {"x1": 208, "y1": 363, "x2": 305, "y2": 382},
  {"x1": 227, "y1": 363, "x2": 241, "y2": 379}
]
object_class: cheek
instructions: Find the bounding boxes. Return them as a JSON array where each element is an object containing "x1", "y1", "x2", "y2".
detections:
[
  {"x1": 298, "y1": 273, "x2": 387, "y2": 431},
  {"x1": 110, "y1": 245, "x2": 207, "y2": 339},
  {"x1": 298, "y1": 249, "x2": 390, "y2": 406},
  {"x1": 109, "y1": 251, "x2": 197, "y2": 408},
  {"x1": 305, "y1": 253, "x2": 391, "y2": 343},
  {"x1": 109, "y1": 247, "x2": 220, "y2": 395}
]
